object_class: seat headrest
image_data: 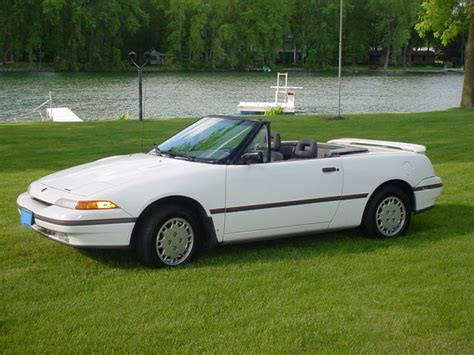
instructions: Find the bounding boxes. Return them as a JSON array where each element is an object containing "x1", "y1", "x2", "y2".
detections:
[
  {"x1": 271, "y1": 132, "x2": 281, "y2": 150},
  {"x1": 294, "y1": 139, "x2": 318, "y2": 158}
]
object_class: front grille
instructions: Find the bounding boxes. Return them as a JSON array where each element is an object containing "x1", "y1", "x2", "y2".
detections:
[{"x1": 34, "y1": 225, "x2": 69, "y2": 243}]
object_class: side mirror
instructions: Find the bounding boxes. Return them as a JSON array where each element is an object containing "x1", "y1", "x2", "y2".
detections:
[{"x1": 241, "y1": 151, "x2": 263, "y2": 165}]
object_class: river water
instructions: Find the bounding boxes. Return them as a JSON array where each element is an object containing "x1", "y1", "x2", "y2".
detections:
[{"x1": 0, "y1": 71, "x2": 463, "y2": 121}]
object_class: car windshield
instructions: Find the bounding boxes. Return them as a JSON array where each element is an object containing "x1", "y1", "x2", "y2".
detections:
[{"x1": 156, "y1": 117, "x2": 257, "y2": 162}]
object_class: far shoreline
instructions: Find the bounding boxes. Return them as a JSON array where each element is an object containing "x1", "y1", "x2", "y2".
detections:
[
  {"x1": 1, "y1": 108, "x2": 470, "y2": 125},
  {"x1": 0, "y1": 64, "x2": 464, "y2": 75}
]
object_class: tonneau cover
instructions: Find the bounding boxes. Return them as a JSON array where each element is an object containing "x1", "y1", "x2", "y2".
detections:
[{"x1": 328, "y1": 138, "x2": 426, "y2": 154}]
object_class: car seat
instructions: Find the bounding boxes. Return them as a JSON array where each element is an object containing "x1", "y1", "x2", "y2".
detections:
[
  {"x1": 270, "y1": 133, "x2": 284, "y2": 161},
  {"x1": 294, "y1": 139, "x2": 318, "y2": 159}
]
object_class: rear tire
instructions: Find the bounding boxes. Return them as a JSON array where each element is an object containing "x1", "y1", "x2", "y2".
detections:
[
  {"x1": 362, "y1": 186, "x2": 412, "y2": 238},
  {"x1": 134, "y1": 204, "x2": 201, "y2": 268}
]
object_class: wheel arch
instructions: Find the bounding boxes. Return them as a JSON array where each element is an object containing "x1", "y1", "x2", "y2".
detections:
[
  {"x1": 130, "y1": 195, "x2": 218, "y2": 250},
  {"x1": 363, "y1": 179, "x2": 415, "y2": 221}
]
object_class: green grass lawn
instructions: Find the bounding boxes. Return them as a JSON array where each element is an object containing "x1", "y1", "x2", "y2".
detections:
[{"x1": 1, "y1": 109, "x2": 473, "y2": 353}]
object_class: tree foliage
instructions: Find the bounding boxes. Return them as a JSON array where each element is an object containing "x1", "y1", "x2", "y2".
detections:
[
  {"x1": 0, "y1": 0, "x2": 466, "y2": 70},
  {"x1": 417, "y1": 0, "x2": 473, "y2": 107},
  {"x1": 1, "y1": 0, "x2": 147, "y2": 70},
  {"x1": 416, "y1": 0, "x2": 469, "y2": 46},
  {"x1": 369, "y1": 0, "x2": 420, "y2": 68}
]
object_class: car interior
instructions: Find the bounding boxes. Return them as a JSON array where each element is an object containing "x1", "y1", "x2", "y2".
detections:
[{"x1": 269, "y1": 132, "x2": 369, "y2": 162}]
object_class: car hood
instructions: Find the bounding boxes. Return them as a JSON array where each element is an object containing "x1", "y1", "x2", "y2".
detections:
[{"x1": 38, "y1": 153, "x2": 175, "y2": 197}]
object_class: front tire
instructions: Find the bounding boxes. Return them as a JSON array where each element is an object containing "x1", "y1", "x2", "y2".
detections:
[
  {"x1": 135, "y1": 204, "x2": 201, "y2": 268},
  {"x1": 362, "y1": 186, "x2": 412, "y2": 238}
]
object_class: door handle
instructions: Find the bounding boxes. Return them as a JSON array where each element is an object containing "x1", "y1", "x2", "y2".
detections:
[{"x1": 322, "y1": 167, "x2": 339, "y2": 173}]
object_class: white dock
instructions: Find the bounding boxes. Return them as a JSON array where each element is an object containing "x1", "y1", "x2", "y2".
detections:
[
  {"x1": 46, "y1": 108, "x2": 83, "y2": 122},
  {"x1": 238, "y1": 73, "x2": 302, "y2": 115},
  {"x1": 237, "y1": 101, "x2": 296, "y2": 114}
]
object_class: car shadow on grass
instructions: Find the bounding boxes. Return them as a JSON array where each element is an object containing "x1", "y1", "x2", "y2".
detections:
[
  {"x1": 195, "y1": 203, "x2": 474, "y2": 268},
  {"x1": 79, "y1": 203, "x2": 472, "y2": 269},
  {"x1": 77, "y1": 248, "x2": 142, "y2": 269}
]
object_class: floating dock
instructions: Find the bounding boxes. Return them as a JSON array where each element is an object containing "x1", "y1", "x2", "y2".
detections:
[{"x1": 238, "y1": 73, "x2": 302, "y2": 115}]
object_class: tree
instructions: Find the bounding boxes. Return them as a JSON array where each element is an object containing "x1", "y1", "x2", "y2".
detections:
[
  {"x1": 369, "y1": 0, "x2": 420, "y2": 69},
  {"x1": 3, "y1": 0, "x2": 469, "y2": 75},
  {"x1": 344, "y1": 0, "x2": 375, "y2": 65},
  {"x1": 290, "y1": 0, "x2": 340, "y2": 68},
  {"x1": 0, "y1": 0, "x2": 45, "y2": 65},
  {"x1": 417, "y1": 0, "x2": 473, "y2": 107}
]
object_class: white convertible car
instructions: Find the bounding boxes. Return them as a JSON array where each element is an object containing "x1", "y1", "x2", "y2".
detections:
[{"x1": 17, "y1": 116, "x2": 442, "y2": 267}]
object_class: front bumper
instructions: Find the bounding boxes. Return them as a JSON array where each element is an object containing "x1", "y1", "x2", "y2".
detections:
[
  {"x1": 17, "y1": 192, "x2": 136, "y2": 248},
  {"x1": 413, "y1": 176, "x2": 443, "y2": 213}
]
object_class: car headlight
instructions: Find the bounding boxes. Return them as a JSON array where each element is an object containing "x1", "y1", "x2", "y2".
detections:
[{"x1": 55, "y1": 198, "x2": 119, "y2": 210}]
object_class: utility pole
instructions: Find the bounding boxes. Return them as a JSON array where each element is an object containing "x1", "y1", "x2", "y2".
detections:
[{"x1": 337, "y1": 0, "x2": 343, "y2": 118}]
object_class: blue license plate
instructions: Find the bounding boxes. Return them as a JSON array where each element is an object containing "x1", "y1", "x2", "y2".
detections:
[{"x1": 20, "y1": 208, "x2": 34, "y2": 228}]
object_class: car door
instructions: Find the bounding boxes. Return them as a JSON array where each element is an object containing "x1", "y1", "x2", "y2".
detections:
[{"x1": 223, "y1": 126, "x2": 343, "y2": 242}]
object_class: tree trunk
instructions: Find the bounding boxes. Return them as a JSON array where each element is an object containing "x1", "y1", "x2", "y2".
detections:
[
  {"x1": 88, "y1": 31, "x2": 94, "y2": 66},
  {"x1": 384, "y1": 45, "x2": 390, "y2": 69},
  {"x1": 403, "y1": 45, "x2": 407, "y2": 67},
  {"x1": 384, "y1": 27, "x2": 393, "y2": 70},
  {"x1": 460, "y1": 2, "x2": 474, "y2": 107},
  {"x1": 28, "y1": 46, "x2": 33, "y2": 68},
  {"x1": 293, "y1": 43, "x2": 297, "y2": 65}
]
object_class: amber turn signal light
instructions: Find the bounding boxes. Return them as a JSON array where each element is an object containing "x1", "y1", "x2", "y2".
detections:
[{"x1": 75, "y1": 200, "x2": 119, "y2": 210}]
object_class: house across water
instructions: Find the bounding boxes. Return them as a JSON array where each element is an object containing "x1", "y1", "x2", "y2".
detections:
[
  {"x1": 369, "y1": 49, "x2": 436, "y2": 67},
  {"x1": 149, "y1": 49, "x2": 166, "y2": 66}
]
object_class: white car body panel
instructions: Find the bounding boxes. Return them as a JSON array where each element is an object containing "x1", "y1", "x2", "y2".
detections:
[
  {"x1": 224, "y1": 158, "x2": 343, "y2": 241},
  {"x1": 22, "y1": 154, "x2": 227, "y2": 245},
  {"x1": 328, "y1": 151, "x2": 439, "y2": 229},
  {"x1": 413, "y1": 176, "x2": 444, "y2": 211},
  {"x1": 17, "y1": 124, "x2": 442, "y2": 250},
  {"x1": 17, "y1": 191, "x2": 135, "y2": 247}
]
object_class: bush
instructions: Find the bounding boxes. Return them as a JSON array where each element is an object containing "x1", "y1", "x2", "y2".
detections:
[
  {"x1": 264, "y1": 106, "x2": 284, "y2": 116},
  {"x1": 115, "y1": 112, "x2": 129, "y2": 121}
]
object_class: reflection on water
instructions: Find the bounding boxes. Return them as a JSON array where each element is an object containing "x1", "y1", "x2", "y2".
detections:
[{"x1": 0, "y1": 72, "x2": 463, "y2": 121}]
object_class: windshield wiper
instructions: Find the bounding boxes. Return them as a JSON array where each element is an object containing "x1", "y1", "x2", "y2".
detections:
[{"x1": 160, "y1": 148, "x2": 194, "y2": 161}]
